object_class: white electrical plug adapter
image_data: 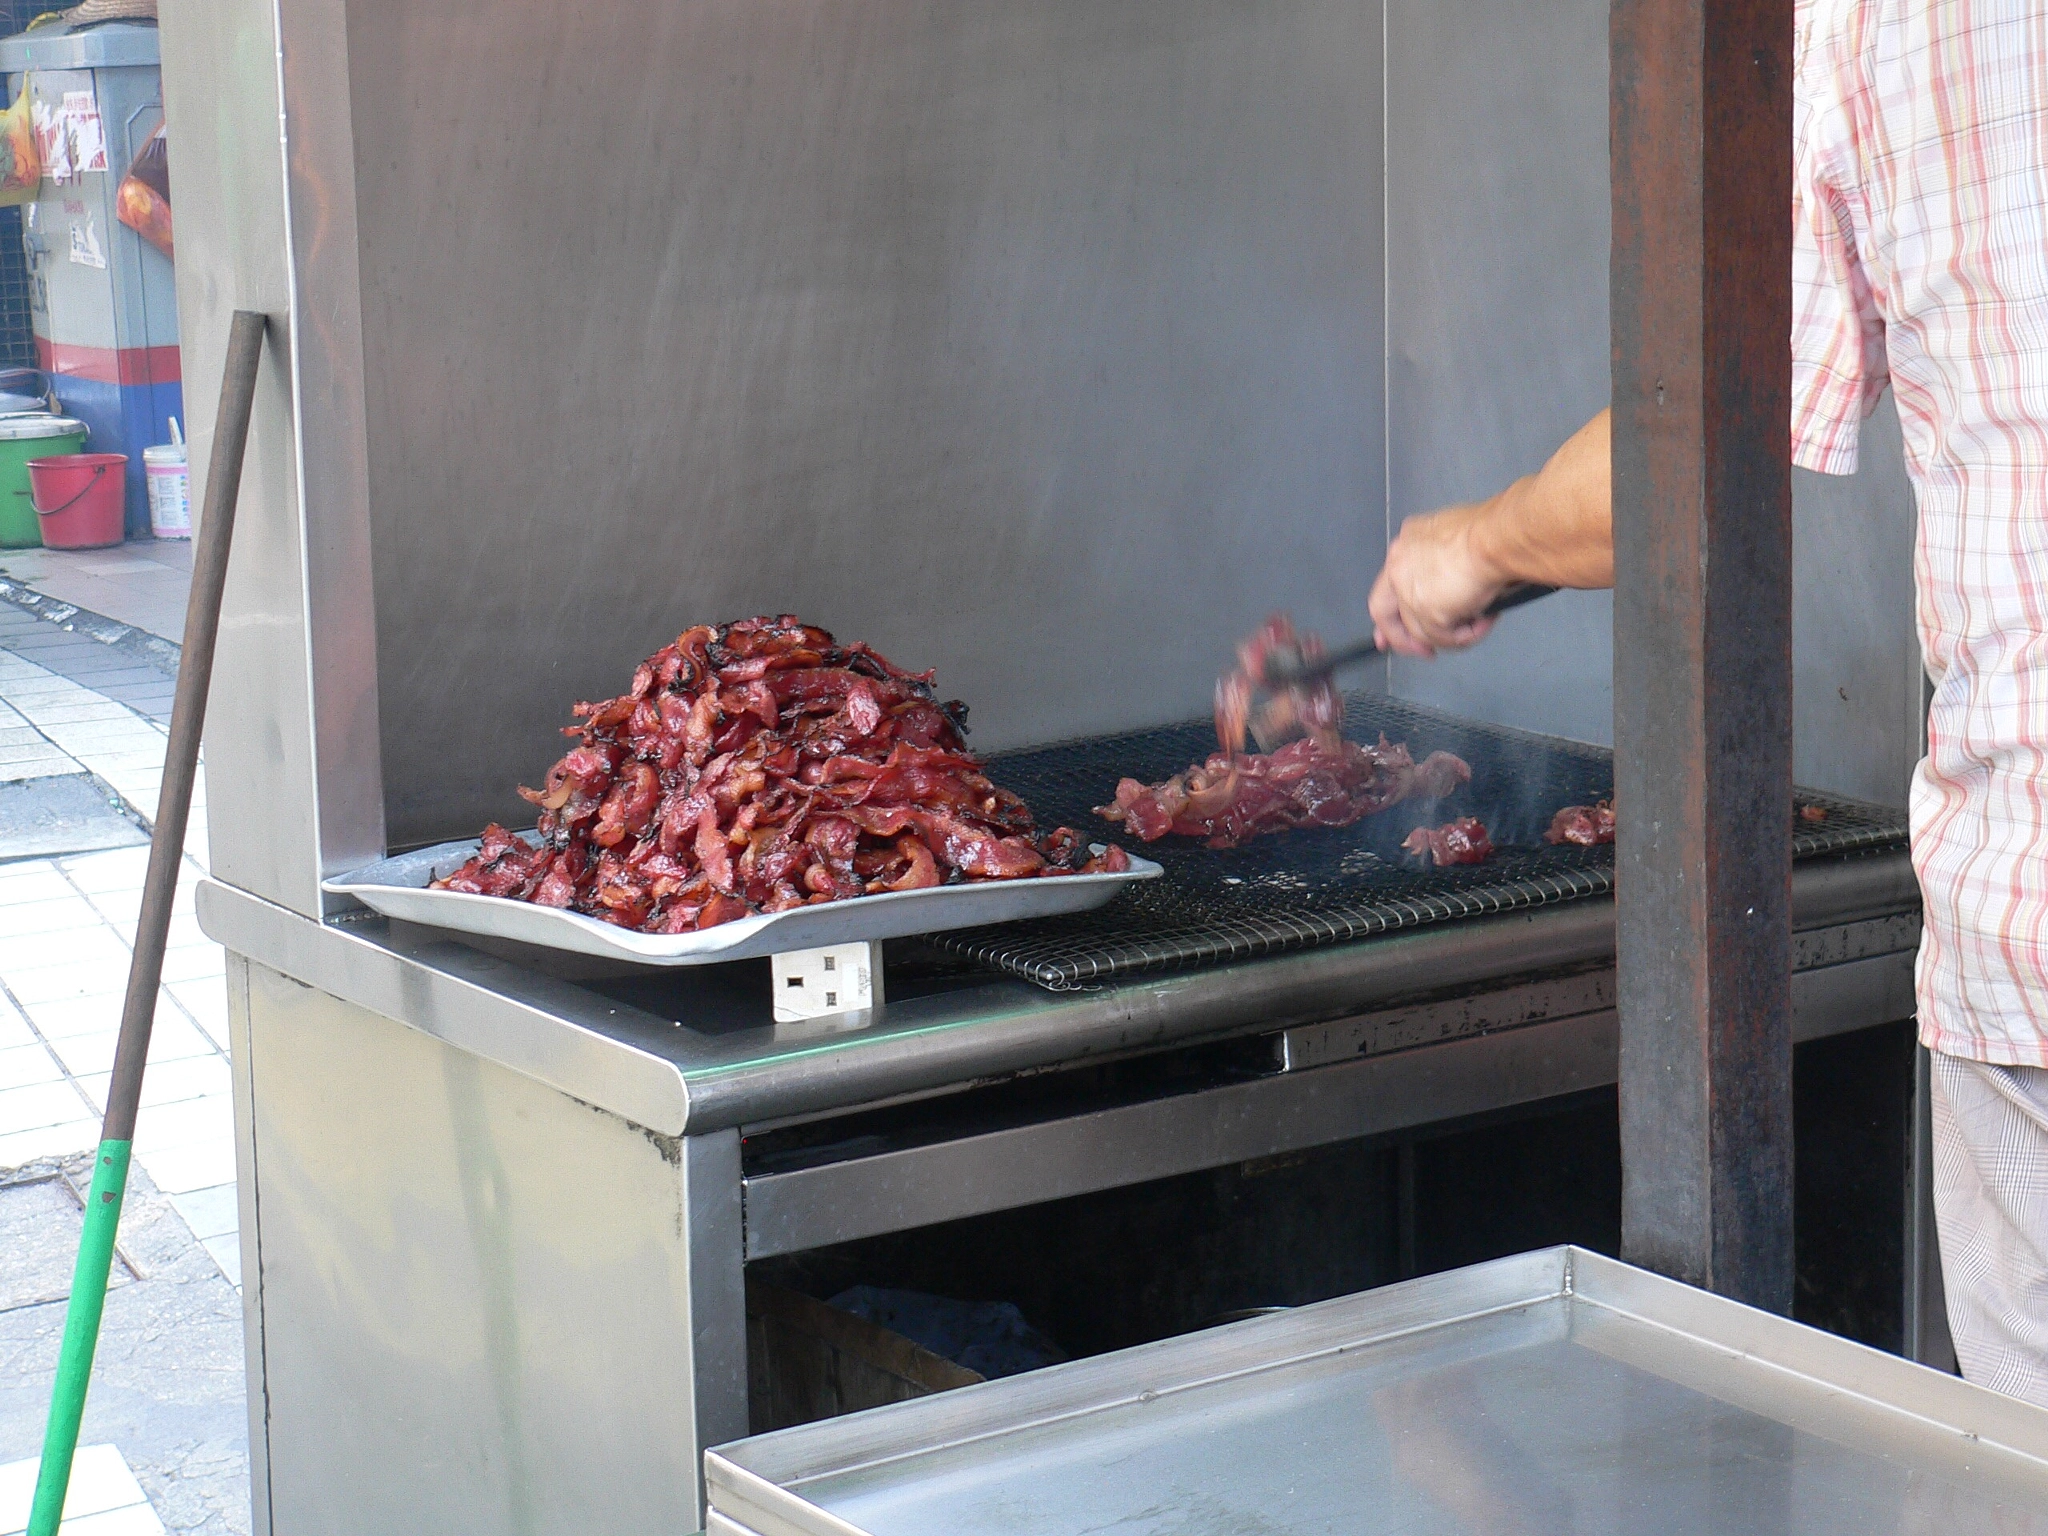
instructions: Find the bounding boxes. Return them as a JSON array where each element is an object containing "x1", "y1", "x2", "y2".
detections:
[{"x1": 770, "y1": 940, "x2": 886, "y2": 1023}]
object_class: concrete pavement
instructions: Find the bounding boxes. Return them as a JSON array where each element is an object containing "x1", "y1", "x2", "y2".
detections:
[{"x1": 0, "y1": 547, "x2": 247, "y2": 1535}]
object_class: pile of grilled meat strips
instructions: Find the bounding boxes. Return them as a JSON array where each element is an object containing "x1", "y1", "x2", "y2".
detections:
[{"x1": 434, "y1": 617, "x2": 1128, "y2": 932}]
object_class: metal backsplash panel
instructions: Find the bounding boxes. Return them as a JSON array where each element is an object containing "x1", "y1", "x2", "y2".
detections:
[
  {"x1": 348, "y1": 0, "x2": 1390, "y2": 847},
  {"x1": 1381, "y1": 0, "x2": 1921, "y2": 807},
  {"x1": 1382, "y1": 0, "x2": 1616, "y2": 750}
]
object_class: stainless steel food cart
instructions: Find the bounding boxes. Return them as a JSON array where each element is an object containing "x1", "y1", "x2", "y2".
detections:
[
  {"x1": 193, "y1": 852, "x2": 1922, "y2": 1532},
  {"x1": 160, "y1": 0, "x2": 1931, "y2": 1529}
]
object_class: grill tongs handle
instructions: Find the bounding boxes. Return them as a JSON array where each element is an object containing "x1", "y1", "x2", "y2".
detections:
[{"x1": 1260, "y1": 584, "x2": 1558, "y2": 686}]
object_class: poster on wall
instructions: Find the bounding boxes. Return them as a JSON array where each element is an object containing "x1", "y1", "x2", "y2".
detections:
[
  {"x1": 68, "y1": 215, "x2": 105, "y2": 269},
  {"x1": 32, "y1": 88, "x2": 108, "y2": 184},
  {"x1": 61, "y1": 91, "x2": 106, "y2": 174},
  {"x1": 32, "y1": 98, "x2": 66, "y2": 183}
]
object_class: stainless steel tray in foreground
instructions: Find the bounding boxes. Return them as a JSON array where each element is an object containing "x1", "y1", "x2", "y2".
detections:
[
  {"x1": 706, "y1": 1246, "x2": 2048, "y2": 1536},
  {"x1": 325, "y1": 834, "x2": 1160, "y2": 967}
]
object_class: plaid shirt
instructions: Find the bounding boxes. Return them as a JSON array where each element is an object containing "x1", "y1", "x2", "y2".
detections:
[{"x1": 1791, "y1": 0, "x2": 2048, "y2": 1065}]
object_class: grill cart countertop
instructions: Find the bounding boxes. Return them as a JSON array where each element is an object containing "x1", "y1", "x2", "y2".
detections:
[
  {"x1": 196, "y1": 836, "x2": 1915, "y2": 1141},
  {"x1": 707, "y1": 1246, "x2": 2048, "y2": 1536}
]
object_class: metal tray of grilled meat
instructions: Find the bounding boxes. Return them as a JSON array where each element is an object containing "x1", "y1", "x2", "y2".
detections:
[
  {"x1": 324, "y1": 835, "x2": 1161, "y2": 967},
  {"x1": 706, "y1": 1246, "x2": 2048, "y2": 1536},
  {"x1": 928, "y1": 693, "x2": 1910, "y2": 989}
]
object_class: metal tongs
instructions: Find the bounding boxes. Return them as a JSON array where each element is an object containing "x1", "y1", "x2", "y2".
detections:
[
  {"x1": 1217, "y1": 584, "x2": 1559, "y2": 755},
  {"x1": 1257, "y1": 583, "x2": 1558, "y2": 687}
]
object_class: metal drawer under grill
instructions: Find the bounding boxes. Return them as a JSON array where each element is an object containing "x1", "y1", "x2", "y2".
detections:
[{"x1": 927, "y1": 694, "x2": 1907, "y2": 990}]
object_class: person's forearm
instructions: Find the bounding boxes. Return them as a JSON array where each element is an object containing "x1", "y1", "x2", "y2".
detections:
[
  {"x1": 1368, "y1": 407, "x2": 1616, "y2": 656},
  {"x1": 1467, "y1": 409, "x2": 1614, "y2": 591}
]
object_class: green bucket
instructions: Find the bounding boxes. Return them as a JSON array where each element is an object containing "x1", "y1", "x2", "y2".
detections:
[{"x1": 0, "y1": 415, "x2": 89, "y2": 547}]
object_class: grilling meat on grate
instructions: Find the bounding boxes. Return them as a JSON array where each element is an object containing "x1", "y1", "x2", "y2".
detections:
[
  {"x1": 1214, "y1": 614, "x2": 1344, "y2": 757},
  {"x1": 1402, "y1": 817, "x2": 1494, "y2": 866},
  {"x1": 1545, "y1": 799, "x2": 1830, "y2": 848},
  {"x1": 1544, "y1": 802, "x2": 1616, "y2": 847},
  {"x1": 433, "y1": 616, "x2": 1129, "y2": 931},
  {"x1": 1096, "y1": 735, "x2": 1471, "y2": 850}
]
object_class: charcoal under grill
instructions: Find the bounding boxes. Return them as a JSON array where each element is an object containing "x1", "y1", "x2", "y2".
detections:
[{"x1": 927, "y1": 694, "x2": 1908, "y2": 990}]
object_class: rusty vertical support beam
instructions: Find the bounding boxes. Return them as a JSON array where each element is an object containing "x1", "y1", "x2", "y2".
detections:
[{"x1": 1611, "y1": 0, "x2": 1795, "y2": 1309}]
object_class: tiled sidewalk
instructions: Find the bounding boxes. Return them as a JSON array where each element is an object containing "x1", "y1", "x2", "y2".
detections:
[
  {"x1": 0, "y1": 1443, "x2": 165, "y2": 1535},
  {"x1": 0, "y1": 645, "x2": 233, "y2": 1281},
  {"x1": 1, "y1": 1153, "x2": 247, "y2": 1534},
  {"x1": 0, "y1": 564, "x2": 246, "y2": 1534},
  {"x1": 0, "y1": 600, "x2": 176, "y2": 729},
  {"x1": 0, "y1": 649, "x2": 191, "y2": 819},
  {"x1": 0, "y1": 542, "x2": 192, "y2": 647}
]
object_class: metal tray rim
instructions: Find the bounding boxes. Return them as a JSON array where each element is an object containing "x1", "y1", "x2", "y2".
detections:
[{"x1": 324, "y1": 833, "x2": 1162, "y2": 967}]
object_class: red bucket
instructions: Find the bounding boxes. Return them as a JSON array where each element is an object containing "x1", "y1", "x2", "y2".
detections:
[{"x1": 29, "y1": 453, "x2": 127, "y2": 549}]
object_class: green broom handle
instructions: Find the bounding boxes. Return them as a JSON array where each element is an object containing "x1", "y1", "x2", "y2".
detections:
[{"x1": 29, "y1": 311, "x2": 266, "y2": 1536}]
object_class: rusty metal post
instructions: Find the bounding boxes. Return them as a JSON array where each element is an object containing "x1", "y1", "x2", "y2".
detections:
[{"x1": 1611, "y1": 0, "x2": 1795, "y2": 1309}]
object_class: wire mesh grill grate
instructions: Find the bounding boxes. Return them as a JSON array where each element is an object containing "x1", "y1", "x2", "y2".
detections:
[{"x1": 928, "y1": 693, "x2": 1907, "y2": 991}]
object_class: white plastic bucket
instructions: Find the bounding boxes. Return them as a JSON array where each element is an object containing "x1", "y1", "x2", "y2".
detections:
[{"x1": 143, "y1": 443, "x2": 189, "y2": 539}]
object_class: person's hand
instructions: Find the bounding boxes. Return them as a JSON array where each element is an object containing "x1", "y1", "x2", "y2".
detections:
[
  {"x1": 1368, "y1": 411, "x2": 1615, "y2": 657},
  {"x1": 1369, "y1": 501, "x2": 1512, "y2": 658}
]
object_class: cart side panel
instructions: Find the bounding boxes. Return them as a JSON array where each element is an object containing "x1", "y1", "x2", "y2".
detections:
[
  {"x1": 159, "y1": 0, "x2": 334, "y2": 915},
  {"x1": 239, "y1": 959, "x2": 744, "y2": 1534}
]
